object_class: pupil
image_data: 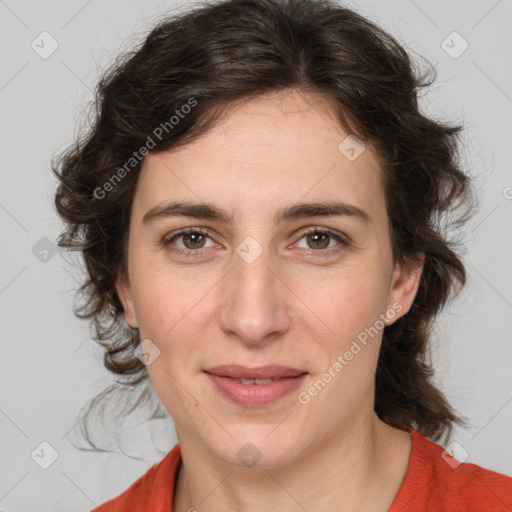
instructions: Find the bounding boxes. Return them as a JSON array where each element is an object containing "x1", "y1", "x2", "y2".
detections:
[
  {"x1": 186, "y1": 233, "x2": 204, "y2": 248},
  {"x1": 309, "y1": 233, "x2": 328, "y2": 249}
]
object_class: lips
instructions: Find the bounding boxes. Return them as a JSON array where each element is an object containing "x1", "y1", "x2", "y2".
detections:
[
  {"x1": 203, "y1": 364, "x2": 307, "y2": 380},
  {"x1": 204, "y1": 366, "x2": 308, "y2": 406},
  {"x1": 230, "y1": 377, "x2": 276, "y2": 385}
]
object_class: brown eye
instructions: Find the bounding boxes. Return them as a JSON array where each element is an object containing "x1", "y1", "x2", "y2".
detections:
[
  {"x1": 305, "y1": 231, "x2": 330, "y2": 250},
  {"x1": 163, "y1": 228, "x2": 215, "y2": 255},
  {"x1": 181, "y1": 232, "x2": 207, "y2": 249},
  {"x1": 295, "y1": 227, "x2": 350, "y2": 258}
]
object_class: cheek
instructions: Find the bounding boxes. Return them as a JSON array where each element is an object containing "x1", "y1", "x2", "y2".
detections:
[
  {"x1": 130, "y1": 261, "x2": 207, "y2": 330},
  {"x1": 301, "y1": 278, "x2": 389, "y2": 394},
  {"x1": 129, "y1": 268, "x2": 217, "y2": 373},
  {"x1": 298, "y1": 263, "x2": 390, "y2": 342}
]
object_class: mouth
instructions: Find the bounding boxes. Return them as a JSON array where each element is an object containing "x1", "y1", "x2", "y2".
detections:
[
  {"x1": 203, "y1": 365, "x2": 308, "y2": 406},
  {"x1": 203, "y1": 364, "x2": 307, "y2": 380},
  {"x1": 217, "y1": 376, "x2": 286, "y2": 385}
]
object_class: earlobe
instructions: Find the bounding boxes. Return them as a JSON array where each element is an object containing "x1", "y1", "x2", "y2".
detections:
[
  {"x1": 116, "y1": 274, "x2": 139, "y2": 328},
  {"x1": 387, "y1": 253, "x2": 425, "y2": 325}
]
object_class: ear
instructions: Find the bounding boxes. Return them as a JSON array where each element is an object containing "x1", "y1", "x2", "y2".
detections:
[
  {"x1": 386, "y1": 252, "x2": 425, "y2": 326},
  {"x1": 116, "y1": 273, "x2": 139, "y2": 329}
]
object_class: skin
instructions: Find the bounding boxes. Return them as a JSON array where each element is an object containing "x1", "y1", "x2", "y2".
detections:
[{"x1": 116, "y1": 88, "x2": 425, "y2": 512}]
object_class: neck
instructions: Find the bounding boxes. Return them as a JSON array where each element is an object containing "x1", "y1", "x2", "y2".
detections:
[{"x1": 173, "y1": 413, "x2": 411, "y2": 512}]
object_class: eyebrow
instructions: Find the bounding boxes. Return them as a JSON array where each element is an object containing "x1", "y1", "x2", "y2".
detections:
[{"x1": 142, "y1": 200, "x2": 372, "y2": 226}]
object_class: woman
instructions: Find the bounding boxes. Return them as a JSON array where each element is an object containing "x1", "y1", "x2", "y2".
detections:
[{"x1": 52, "y1": 0, "x2": 512, "y2": 510}]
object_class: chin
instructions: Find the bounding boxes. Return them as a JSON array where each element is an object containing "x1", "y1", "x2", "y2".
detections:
[{"x1": 210, "y1": 428, "x2": 305, "y2": 470}]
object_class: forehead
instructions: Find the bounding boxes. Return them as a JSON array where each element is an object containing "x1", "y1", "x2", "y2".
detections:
[{"x1": 133, "y1": 90, "x2": 386, "y2": 224}]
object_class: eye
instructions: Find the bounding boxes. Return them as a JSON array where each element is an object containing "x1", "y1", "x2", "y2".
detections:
[
  {"x1": 162, "y1": 226, "x2": 350, "y2": 259},
  {"x1": 294, "y1": 227, "x2": 350, "y2": 257},
  {"x1": 163, "y1": 228, "x2": 216, "y2": 256}
]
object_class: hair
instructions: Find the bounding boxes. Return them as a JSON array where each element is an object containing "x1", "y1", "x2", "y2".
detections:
[{"x1": 53, "y1": 0, "x2": 477, "y2": 450}]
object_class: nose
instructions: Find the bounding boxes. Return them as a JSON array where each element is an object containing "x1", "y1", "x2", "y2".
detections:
[{"x1": 218, "y1": 244, "x2": 291, "y2": 346}]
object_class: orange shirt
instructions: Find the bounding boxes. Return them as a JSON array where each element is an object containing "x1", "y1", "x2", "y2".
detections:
[{"x1": 92, "y1": 426, "x2": 512, "y2": 511}]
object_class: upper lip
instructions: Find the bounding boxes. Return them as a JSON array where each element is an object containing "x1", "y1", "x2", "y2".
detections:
[{"x1": 204, "y1": 365, "x2": 307, "y2": 379}]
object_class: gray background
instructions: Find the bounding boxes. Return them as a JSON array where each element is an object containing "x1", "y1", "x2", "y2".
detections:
[{"x1": 1, "y1": 0, "x2": 511, "y2": 510}]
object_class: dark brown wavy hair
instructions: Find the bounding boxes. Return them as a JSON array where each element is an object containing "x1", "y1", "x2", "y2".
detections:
[{"x1": 53, "y1": 0, "x2": 477, "y2": 451}]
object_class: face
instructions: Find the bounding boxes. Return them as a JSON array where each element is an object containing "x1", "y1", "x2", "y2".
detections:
[{"x1": 116, "y1": 89, "x2": 423, "y2": 468}]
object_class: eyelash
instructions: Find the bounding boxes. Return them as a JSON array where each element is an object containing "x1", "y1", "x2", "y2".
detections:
[{"x1": 162, "y1": 226, "x2": 350, "y2": 259}]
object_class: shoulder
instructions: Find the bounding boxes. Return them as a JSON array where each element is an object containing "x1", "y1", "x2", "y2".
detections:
[
  {"x1": 390, "y1": 427, "x2": 512, "y2": 512},
  {"x1": 91, "y1": 444, "x2": 181, "y2": 512}
]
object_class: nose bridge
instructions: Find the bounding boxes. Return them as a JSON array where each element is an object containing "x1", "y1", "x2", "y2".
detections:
[{"x1": 218, "y1": 240, "x2": 289, "y2": 344}]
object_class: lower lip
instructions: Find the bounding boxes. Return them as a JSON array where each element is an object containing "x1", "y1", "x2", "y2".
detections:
[{"x1": 204, "y1": 372, "x2": 307, "y2": 406}]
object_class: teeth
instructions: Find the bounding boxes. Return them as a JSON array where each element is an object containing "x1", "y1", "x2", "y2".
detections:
[{"x1": 238, "y1": 378, "x2": 274, "y2": 385}]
